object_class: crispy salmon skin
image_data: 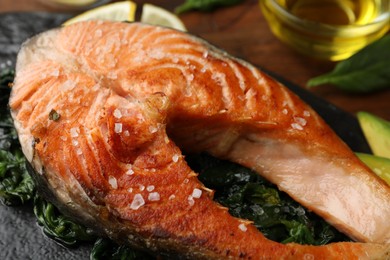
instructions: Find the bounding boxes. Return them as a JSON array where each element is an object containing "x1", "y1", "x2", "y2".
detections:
[{"x1": 9, "y1": 21, "x2": 390, "y2": 259}]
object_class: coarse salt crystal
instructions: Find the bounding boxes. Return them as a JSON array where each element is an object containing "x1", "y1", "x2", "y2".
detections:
[
  {"x1": 282, "y1": 109, "x2": 288, "y2": 115},
  {"x1": 291, "y1": 123, "x2": 303, "y2": 130},
  {"x1": 149, "y1": 126, "x2": 158, "y2": 133},
  {"x1": 128, "y1": 188, "x2": 133, "y2": 193},
  {"x1": 169, "y1": 194, "x2": 175, "y2": 200},
  {"x1": 76, "y1": 149, "x2": 82, "y2": 155},
  {"x1": 124, "y1": 130, "x2": 130, "y2": 136},
  {"x1": 113, "y1": 109, "x2": 122, "y2": 119},
  {"x1": 192, "y1": 188, "x2": 202, "y2": 199},
  {"x1": 70, "y1": 127, "x2": 79, "y2": 137},
  {"x1": 60, "y1": 136, "x2": 67, "y2": 141},
  {"x1": 126, "y1": 168, "x2": 134, "y2": 175},
  {"x1": 294, "y1": 117, "x2": 307, "y2": 126},
  {"x1": 238, "y1": 223, "x2": 247, "y2": 232},
  {"x1": 130, "y1": 194, "x2": 145, "y2": 210},
  {"x1": 114, "y1": 123, "x2": 122, "y2": 133},
  {"x1": 72, "y1": 140, "x2": 79, "y2": 146},
  {"x1": 303, "y1": 110, "x2": 311, "y2": 117},
  {"x1": 108, "y1": 176, "x2": 118, "y2": 189},
  {"x1": 172, "y1": 154, "x2": 179, "y2": 163},
  {"x1": 148, "y1": 192, "x2": 160, "y2": 201},
  {"x1": 138, "y1": 185, "x2": 145, "y2": 191},
  {"x1": 147, "y1": 185, "x2": 155, "y2": 192},
  {"x1": 188, "y1": 195, "x2": 194, "y2": 206}
]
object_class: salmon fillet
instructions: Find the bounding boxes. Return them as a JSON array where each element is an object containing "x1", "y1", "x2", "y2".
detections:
[{"x1": 9, "y1": 21, "x2": 390, "y2": 259}]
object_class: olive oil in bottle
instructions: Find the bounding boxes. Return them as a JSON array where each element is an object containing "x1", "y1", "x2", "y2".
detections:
[{"x1": 260, "y1": 0, "x2": 390, "y2": 60}]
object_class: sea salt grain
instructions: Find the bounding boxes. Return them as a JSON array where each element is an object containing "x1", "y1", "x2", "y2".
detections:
[
  {"x1": 147, "y1": 185, "x2": 155, "y2": 192},
  {"x1": 130, "y1": 194, "x2": 145, "y2": 210},
  {"x1": 126, "y1": 168, "x2": 134, "y2": 175},
  {"x1": 172, "y1": 154, "x2": 179, "y2": 163},
  {"x1": 70, "y1": 127, "x2": 79, "y2": 137},
  {"x1": 149, "y1": 126, "x2": 158, "y2": 133},
  {"x1": 114, "y1": 123, "x2": 123, "y2": 133},
  {"x1": 192, "y1": 188, "x2": 202, "y2": 199},
  {"x1": 294, "y1": 117, "x2": 307, "y2": 126},
  {"x1": 238, "y1": 223, "x2": 247, "y2": 232},
  {"x1": 113, "y1": 109, "x2": 122, "y2": 119},
  {"x1": 148, "y1": 192, "x2": 160, "y2": 201},
  {"x1": 188, "y1": 195, "x2": 195, "y2": 206},
  {"x1": 108, "y1": 176, "x2": 118, "y2": 189},
  {"x1": 291, "y1": 123, "x2": 303, "y2": 131}
]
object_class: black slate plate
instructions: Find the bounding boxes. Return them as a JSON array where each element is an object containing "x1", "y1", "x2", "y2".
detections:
[{"x1": 0, "y1": 12, "x2": 371, "y2": 260}]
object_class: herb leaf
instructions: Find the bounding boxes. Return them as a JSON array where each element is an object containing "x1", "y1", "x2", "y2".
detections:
[
  {"x1": 0, "y1": 149, "x2": 35, "y2": 205},
  {"x1": 91, "y1": 238, "x2": 154, "y2": 260},
  {"x1": 188, "y1": 153, "x2": 350, "y2": 245},
  {"x1": 307, "y1": 35, "x2": 390, "y2": 93},
  {"x1": 33, "y1": 195, "x2": 96, "y2": 246},
  {"x1": 175, "y1": 0, "x2": 244, "y2": 14}
]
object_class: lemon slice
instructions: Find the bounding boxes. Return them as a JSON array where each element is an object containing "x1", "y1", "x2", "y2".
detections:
[
  {"x1": 50, "y1": 0, "x2": 97, "y2": 7},
  {"x1": 63, "y1": 1, "x2": 137, "y2": 26},
  {"x1": 141, "y1": 3, "x2": 187, "y2": 31}
]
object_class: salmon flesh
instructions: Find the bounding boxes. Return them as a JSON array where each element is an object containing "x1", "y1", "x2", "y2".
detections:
[{"x1": 9, "y1": 21, "x2": 390, "y2": 259}]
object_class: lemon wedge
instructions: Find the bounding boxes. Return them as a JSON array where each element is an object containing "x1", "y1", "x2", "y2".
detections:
[
  {"x1": 50, "y1": 0, "x2": 97, "y2": 7},
  {"x1": 141, "y1": 3, "x2": 187, "y2": 31},
  {"x1": 62, "y1": 1, "x2": 187, "y2": 31},
  {"x1": 63, "y1": 1, "x2": 137, "y2": 26}
]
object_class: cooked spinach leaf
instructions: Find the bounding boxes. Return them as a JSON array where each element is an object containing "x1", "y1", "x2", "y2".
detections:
[
  {"x1": 187, "y1": 153, "x2": 350, "y2": 245},
  {"x1": 91, "y1": 238, "x2": 154, "y2": 260},
  {"x1": 33, "y1": 194, "x2": 96, "y2": 246},
  {"x1": 0, "y1": 69, "x2": 35, "y2": 205},
  {"x1": 0, "y1": 149, "x2": 35, "y2": 205},
  {"x1": 308, "y1": 35, "x2": 390, "y2": 93}
]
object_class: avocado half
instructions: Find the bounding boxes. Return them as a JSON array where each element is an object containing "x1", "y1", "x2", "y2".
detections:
[{"x1": 357, "y1": 112, "x2": 390, "y2": 159}]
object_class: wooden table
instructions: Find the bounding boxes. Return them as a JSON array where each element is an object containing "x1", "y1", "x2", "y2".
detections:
[{"x1": 2, "y1": 0, "x2": 389, "y2": 121}]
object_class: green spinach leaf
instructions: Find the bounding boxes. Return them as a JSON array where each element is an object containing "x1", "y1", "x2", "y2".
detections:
[
  {"x1": 33, "y1": 195, "x2": 96, "y2": 246},
  {"x1": 91, "y1": 238, "x2": 154, "y2": 260},
  {"x1": 188, "y1": 153, "x2": 351, "y2": 245},
  {"x1": 307, "y1": 35, "x2": 390, "y2": 93},
  {"x1": 175, "y1": 0, "x2": 244, "y2": 14},
  {"x1": 0, "y1": 149, "x2": 35, "y2": 205}
]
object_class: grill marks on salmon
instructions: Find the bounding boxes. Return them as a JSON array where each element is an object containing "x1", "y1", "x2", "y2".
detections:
[{"x1": 9, "y1": 21, "x2": 390, "y2": 259}]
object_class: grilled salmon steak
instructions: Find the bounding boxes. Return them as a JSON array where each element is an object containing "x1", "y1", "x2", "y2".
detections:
[{"x1": 9, "y1": 21, "x2": 390, "y2": 258}]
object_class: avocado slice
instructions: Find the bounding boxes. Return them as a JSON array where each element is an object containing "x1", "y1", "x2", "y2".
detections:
[
  {"x1": 357, "y1": 112, "x2": 390, "y2": 159},
  {"x1": 356, "y1": 153, "x2": 390, "y2": 185}
]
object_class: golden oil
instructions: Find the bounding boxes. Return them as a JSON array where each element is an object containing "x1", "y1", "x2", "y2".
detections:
[{"x1": 260, "y1": 0, "x2": 390, "y2": 60}]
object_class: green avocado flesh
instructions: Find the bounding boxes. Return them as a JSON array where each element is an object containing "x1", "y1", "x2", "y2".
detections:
[
  {"x1": 357, "y1": 153, "x2": 390, "y2": 185},
  {"x1": 357, "y1": 112, "x2": 390, "y2": 159}
]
